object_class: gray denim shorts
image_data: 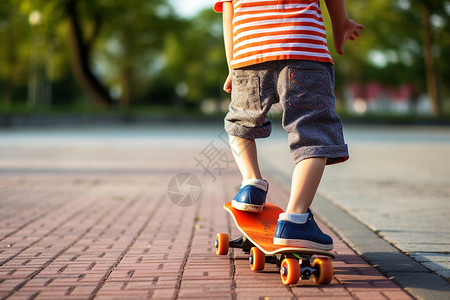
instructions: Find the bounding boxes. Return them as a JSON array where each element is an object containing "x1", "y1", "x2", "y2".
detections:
[{"x1": 225, "y1": 60, "x2": 348, "y2": 165}]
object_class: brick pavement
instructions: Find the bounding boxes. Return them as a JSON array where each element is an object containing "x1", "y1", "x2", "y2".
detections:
[{"x1": 0, "y1": 130, "x2": 415, "y2": 299}]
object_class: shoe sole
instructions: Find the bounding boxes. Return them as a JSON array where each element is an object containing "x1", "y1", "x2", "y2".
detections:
[
  {"x1": 273, "y1": 237, "x2": 333, "y2": 251},
  {"x1": 231, "y1": 200, "x2": 264, "y2": 213}
]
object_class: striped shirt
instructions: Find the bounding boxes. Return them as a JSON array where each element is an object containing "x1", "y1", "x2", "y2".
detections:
[{"x1": 214, "y1": 0, "x2": 333, "y2": 69}]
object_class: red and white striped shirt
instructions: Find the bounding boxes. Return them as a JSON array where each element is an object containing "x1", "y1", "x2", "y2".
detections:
[{"x1": 214, "y1": 0, "x2": 333, "y2": 69}]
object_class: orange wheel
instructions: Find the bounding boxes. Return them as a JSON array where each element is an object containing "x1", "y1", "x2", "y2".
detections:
[
  {"x1": 249, "y1": 247, "x2": 265, "y2": 271},
  {"x1": 312, "y1": 257, "x2": 333, "y2": 284},
  {"x1": 215, "y1": 233, "x2": 229, "y2": 255},
  {"x1": 280, "y1": 258, "x2": 300, "y2": 285}
]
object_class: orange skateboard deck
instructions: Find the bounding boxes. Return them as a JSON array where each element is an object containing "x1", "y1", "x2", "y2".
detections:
[{"x1": 215, "y1": 202, "x2": 335, "y2": 285}]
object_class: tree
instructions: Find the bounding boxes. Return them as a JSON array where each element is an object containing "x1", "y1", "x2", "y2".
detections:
[
  {"x1": 95, "y1": 0, "x2": 180, "y2": 109},
  {"x1": 16, "y1": 0, "x2": 177, "y2": 109},
  {"x1": 0, "y1": 0, "x2": 30, "y2": 107},
  {"x1": 419, "y1": 0, "x2": 442, "y2": 116},
  {"x1": 64, "y1": 0, "x2": 112, "y2": 108},
  {"x1": 160, "y1": 8, "x2": 226, "y2": 105}
]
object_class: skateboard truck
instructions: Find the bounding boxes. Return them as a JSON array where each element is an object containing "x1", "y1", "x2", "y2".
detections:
[
  {"x1": 215, "y1": 235, "x2": 253, "y2": 254},
  {"x1": 229, "y1": 236, "x2": 254, "y2": 253}
]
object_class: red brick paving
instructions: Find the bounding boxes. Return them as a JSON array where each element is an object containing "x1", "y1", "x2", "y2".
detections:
[{"x1": 0, "y1": 142, "x2": 414, "y2": 299}]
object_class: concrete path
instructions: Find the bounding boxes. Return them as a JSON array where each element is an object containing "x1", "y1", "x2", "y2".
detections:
[{"x1": 0, "y1": 123, "x2": 445, "y2": 299}]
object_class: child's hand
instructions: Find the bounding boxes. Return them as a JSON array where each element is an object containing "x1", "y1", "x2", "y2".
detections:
[
  {"x1": 224, "y1": 72, "x2": 232, "y2": 93},
  {"x1": 333, "y1": 19, "x2": 364, "y2": 55}
]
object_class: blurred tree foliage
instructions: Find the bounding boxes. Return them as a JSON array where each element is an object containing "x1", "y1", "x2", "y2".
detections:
[
  {"x1": 0, "y1": 0, "x2": 449, "y2": 116},
  {"x1": 0, "y1": 0, "x2": 226, "y2": 111},
  {"x1": 322, "y1": 0, "x2": 450, "y2": 116}
]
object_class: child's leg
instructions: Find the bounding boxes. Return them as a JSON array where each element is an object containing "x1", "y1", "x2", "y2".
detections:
[
  {"x1": 273, "y1": 60, "x2": 348, "y2": 250},
  {"x1": 229, "y1": 135, "x2": 268, "y2": 212},
  {"x1": 274, "y1": 157, "x2": 332, "y2": 250},
  {"x1": 224, "y1": 63, "x2": 278, "y2": 212},
  {"x1": 229, "y1": 135, "x2": 262, "y2": 180},
  {"x1": 286, "y1": 157, "x2": 327, "y2": 214}
]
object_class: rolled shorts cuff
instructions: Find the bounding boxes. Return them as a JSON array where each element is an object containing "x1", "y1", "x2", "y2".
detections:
[
  {"x1": 225, "y1": 119, "x2": 272, "y2": 139},
  {"x1": 291, "y1": 145, "x2": 349, "y2": 165}
]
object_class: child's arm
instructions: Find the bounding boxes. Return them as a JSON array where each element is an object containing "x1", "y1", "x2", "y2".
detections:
[
  {"x1": 222, "y1": 2, "x2": 233, "y2": 93},
  {"x1": 324, "y1": 0, "x2": 364, "y2": 55}
]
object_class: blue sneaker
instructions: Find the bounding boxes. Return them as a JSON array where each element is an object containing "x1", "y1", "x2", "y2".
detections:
[
  {"x1": 232, "y1": 179, "x2": 268, "y2": 213},
  {"x1": 273, "y1": 210, "x2": 333, "y2": 251}
]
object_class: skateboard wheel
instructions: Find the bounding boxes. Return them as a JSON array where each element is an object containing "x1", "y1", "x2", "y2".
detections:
[
  {"x1": 312, "y1": 257, "x2": 333, "y2": 284},
  {"x1": 280, "y1": 258, "x2": 300, "y2": 285},
  {"x1": 215, "y1": 233, "x2": 229, "y2": 255},
  {"x1": 249, "y1": 247, "x2": 265, "y2": 271}
]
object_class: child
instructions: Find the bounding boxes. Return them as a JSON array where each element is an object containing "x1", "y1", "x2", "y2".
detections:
[{"x1": 214, "y1": 0, "x2": 363, "y2": 250}]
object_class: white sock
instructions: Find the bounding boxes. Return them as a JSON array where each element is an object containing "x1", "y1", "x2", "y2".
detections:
[
  {"x1": 241, "y1": 179, "x2": 268, "y2": 192},
  {"x1": 278, "y1": 212, "x2": 309, "y2": 224}
]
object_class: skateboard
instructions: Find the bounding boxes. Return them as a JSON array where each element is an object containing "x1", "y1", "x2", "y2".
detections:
[{"x1": 215, "y1": 202, "x2": 335, "y2": 285}]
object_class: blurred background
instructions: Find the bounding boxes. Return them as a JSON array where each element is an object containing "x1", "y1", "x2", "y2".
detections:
[{"x1": 0, "y1": 0, "x2": 449, "y2": 121}]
